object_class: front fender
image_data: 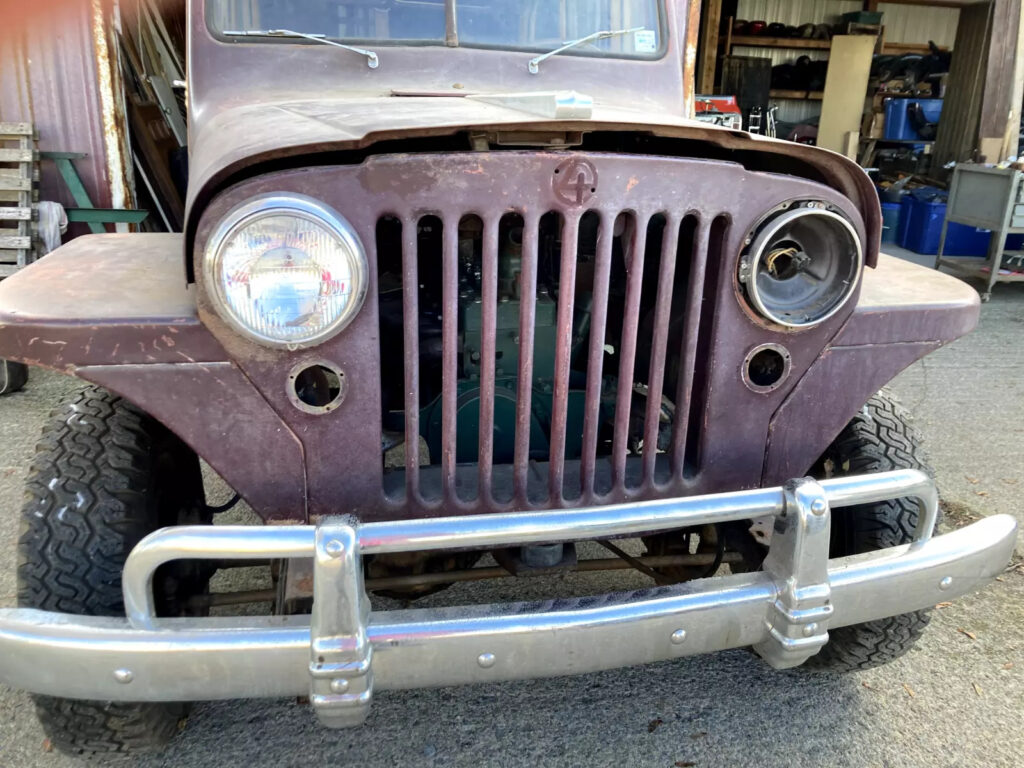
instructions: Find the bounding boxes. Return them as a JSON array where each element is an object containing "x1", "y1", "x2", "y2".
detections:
[
  {"x1": 762, "y1": 254, "x2": 980, "y2": 483},
  {"x1": 0, "y1": 235, "x2": 306, "y2": 522}
]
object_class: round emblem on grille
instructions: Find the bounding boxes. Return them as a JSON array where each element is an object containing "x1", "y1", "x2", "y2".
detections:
[{"x1": 553, "y1": 158, "x2": 598, "y2": 206}]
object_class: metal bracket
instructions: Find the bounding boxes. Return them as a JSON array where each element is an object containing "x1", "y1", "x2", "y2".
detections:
[
  {"x1": 754, "y1": 478, "x2": 834, "y2": 669},
  {"x1": 309, "y1": 517, "x2": 373, "y2": 727}
]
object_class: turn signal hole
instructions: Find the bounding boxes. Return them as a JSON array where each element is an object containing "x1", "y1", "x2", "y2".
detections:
[
  {"x1": 743, "y1": 344, "x2": 791, "y2": 393},
  {"x1": 289, "y1": 362, "x2": 346, "y2": 414}
]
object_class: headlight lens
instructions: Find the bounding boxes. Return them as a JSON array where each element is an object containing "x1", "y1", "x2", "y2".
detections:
[
  {"x1": 738, "y1": 203, "x2": 862, "y2": 328},
  {"x1": 203, "y1": 195, "x2": 367, "y2": 348}
]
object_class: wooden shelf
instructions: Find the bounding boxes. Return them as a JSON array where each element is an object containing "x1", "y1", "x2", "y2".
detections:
[
  {"x1": 724, "y1": 35, "x2": 831, "y2": 50},
  {"x1": 769, "y1": 89, "x2": 824, "y2": 100},
  {"x1": 861, "y1": 138, "x2": 936, "y2": 144},
  {"x1": 722, "y1": 36, "x2": 946, "y2": 57}
]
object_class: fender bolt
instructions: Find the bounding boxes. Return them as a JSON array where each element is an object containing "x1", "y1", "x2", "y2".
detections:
[
  {"x1": 477, "y1": 652, "x2": 496, "y2": 668},
  {"x1": 330, "y1": 679, "x2": 350, "y2": 694},
  {"x1": 803, "y1": 623, "x2": 818, "y2": 637},
  {"x1": 113, "y1": 669, "x2": 134, "y2": 684},
  {"x1": 810, "y1": 499, "x2": 827, "y2": 516},
  {"x1": 939, "y1": 576, "x2": 953, "y2": 591},
  {"x1": 671, "y1": 629, "x2": 687, "y2": 645}
]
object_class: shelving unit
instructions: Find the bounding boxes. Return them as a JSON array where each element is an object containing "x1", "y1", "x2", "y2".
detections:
[
  {"x1": 0, "y1": 122, "x2": 39, "y2": 277},
  {"x1": 721, "y1": 31, "x2": 945, "y2": 58}
]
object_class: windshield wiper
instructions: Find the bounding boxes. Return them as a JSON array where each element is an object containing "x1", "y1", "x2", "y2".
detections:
[
  {"x1": 528, "y1": 26, "x2": 643, "y2": 74},
  {"x1": 224, "y1": 28, "x2": 379, "y2": 69}
]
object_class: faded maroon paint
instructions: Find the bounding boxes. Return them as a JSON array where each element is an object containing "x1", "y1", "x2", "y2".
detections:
[
  {"x1": 79, "y1": 363, "x2": 307, "y2": 523},
  {"x1": 0, "y1": 235, "x2": 223, "y2": 367},
  {"x1": 183, "y1": 0, "x2": 880, "y2": 278},
  {"x1": 762, "y1": 256, "x2": 980, "y2": 485},
  {"x1": 0, "y1": 156, "x2": 977, "y2": 524},
  {"x1": 0, "y1": 1, "x2": 975, "y2": 523}
]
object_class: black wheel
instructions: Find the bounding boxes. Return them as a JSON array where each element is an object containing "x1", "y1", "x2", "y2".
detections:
[
  {"x1": 807, "y1": 389, "x2": 935, "y2": 672},
  {"x1": 0, "y1": 359, "x2": 28, "y2": 395},
  {"x1": 17, "y1": 385, "x2": 210, "y2": 759}
]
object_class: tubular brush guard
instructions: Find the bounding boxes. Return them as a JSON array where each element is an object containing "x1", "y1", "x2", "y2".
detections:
[{"x1": 0, "y1": 469, "x2": 1015, "y2": 727}]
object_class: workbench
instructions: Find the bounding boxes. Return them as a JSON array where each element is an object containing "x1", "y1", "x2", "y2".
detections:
[{"x1": 935, "y1": 165, "x2": 1024, "y2": 301}]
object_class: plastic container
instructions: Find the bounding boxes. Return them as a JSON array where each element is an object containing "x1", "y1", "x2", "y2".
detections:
[
  {"x1": 897, "y1": 194, "x2": 993, "y2": 256},
  {"x1": 881, "y1": 202, "x2": 901, "y2": 244},
  {"x1": 884, "y1": 98, "x2": 943, "y2": 140},
  {"x1": 945, "y1": 223, "x2": 991, "y2": 257},
  {"x1": 842, "y1": 11, "x2": 883, "y2": 24},
  {"x1": 899, "y1": 196, "x2": 945, "y2": 253}
]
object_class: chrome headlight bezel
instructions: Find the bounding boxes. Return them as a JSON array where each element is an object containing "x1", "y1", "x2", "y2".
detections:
[
  {"x1": 202, "y1": 193, "x2": 368, "y2": 349},
  {"x1": 738, "y1": 202, "x2": 863, "y2": 329}
]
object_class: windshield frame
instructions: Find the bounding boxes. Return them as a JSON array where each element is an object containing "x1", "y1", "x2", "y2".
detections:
[{"x1": 206, "y1": 0, "x2": 669, "y2": 64}]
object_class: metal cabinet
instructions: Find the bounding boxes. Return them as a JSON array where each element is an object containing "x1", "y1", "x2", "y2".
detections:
[{"x1": 935, "y1": 165, "x2": 1024, "y2": 301}]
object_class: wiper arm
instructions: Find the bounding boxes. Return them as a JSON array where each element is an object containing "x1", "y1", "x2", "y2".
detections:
[
  {"x1": 224, "y1": 28, "x2": 379, "y2": 69},
  {"x1": 528, "y1": 26, "x2": 643, "y2": 74}
]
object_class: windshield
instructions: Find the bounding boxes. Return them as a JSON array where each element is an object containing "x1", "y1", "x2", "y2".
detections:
[{"x1": 209, "y1": 0, "x2": 665, "y2": 60}]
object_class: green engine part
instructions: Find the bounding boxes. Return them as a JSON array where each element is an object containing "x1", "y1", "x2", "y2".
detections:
[{"x1": 422, "y1": 289, "x2": 602, "y2": 464}]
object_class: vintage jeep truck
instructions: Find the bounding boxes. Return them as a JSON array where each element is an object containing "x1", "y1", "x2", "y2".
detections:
[{"x1": 0, "y1": 0, "x2": 1017, "y2": 759}]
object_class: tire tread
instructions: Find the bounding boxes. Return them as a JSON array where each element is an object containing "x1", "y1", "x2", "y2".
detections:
[
  {"x1": 809, "y1": 389, "x2": 934, "y2": 672},
  {"x1": 17, "y1": 386, "x2": 191, "y2": 758}
]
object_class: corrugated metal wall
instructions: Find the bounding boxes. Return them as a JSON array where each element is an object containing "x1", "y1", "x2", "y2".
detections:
[
  {"x1": 0, "y1": 0, "x2": 133, "y2": 236},
  {"x1": 731, "y1": 0, "x2": 961, "y2": 123}
]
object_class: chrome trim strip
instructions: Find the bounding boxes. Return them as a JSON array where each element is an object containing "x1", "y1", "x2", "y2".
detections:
[{"x1": 0, "y1": 514, "x2": 1014, "y2": 703}]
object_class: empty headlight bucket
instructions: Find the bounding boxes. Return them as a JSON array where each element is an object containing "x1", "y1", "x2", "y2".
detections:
[
  {"x1": 203, "y1": 194, "x2": 368, "y2": 348},
  {"x1": 738, "y1": 203, "x2": 863, "y2": 328}
]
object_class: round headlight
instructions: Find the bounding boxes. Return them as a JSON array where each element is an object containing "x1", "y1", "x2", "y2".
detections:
[
  {"x1": 203, "y1": 194, "x2": 368, "y2": 348},
  {"x1": 738, "y1": 203, "x2": 862, "y2": 328}
]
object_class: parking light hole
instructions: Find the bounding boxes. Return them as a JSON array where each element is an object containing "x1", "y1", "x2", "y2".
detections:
[
  {"x1": 743, "y1": 344, "x2": 791, "y2": 393},
  {"x1": 289, "y1": 362, "x2": 347, "y2": 414}
]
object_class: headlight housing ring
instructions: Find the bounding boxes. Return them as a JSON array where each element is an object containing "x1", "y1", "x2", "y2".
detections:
[
  {"x1": 738, "y1": 202, "x2": 863, "y2": 329},
  {"x1": 203, "y1": 194, "x2": 368, "y2": 348}
]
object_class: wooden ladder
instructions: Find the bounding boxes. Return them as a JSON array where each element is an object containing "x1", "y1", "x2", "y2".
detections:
[{"x1": 0, "y1": 122, "x2": 39, "y2": 278}]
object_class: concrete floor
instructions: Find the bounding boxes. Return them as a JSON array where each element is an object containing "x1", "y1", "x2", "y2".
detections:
[{"x1": 0, "y1": 258, "x2": 1021, "y2": 767}]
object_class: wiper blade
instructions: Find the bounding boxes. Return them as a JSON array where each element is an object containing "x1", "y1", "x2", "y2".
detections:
[
  {"x1": 224, "y1": 28, "x2": 379, "y2": 69},
  {"x1": 528, "y1": 26, "x2": 643, "y2": 74}
]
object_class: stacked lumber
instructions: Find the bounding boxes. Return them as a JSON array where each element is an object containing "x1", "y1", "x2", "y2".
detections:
[{"x1": 0, "y1": 122, "x2": 38, "y2": 277}]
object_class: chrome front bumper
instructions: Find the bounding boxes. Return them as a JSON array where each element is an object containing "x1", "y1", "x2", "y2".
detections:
[{"x1": 0, "y1": 470, "x2": 1016, "y2": 728}]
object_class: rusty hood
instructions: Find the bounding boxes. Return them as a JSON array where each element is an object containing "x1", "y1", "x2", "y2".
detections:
[{"x1": 185, "y1": 95, "x2": 881, "y2": 274}]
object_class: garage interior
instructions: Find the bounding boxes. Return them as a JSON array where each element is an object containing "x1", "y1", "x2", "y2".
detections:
[{"x1": 0, "y1": 2, "x2": 1022, "y2": 766}]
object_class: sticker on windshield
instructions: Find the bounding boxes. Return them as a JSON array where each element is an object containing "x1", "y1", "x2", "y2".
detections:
[{"x1": 634, "y1": 29, "x2": 657, "y2": 53}]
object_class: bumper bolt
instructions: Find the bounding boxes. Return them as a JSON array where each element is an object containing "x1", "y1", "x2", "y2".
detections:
[
  {"x1": 810, "y1": 498, "x2": 828, "y2": 516},
  {"x1": 477, "y1": 652, "x2": 496, "y2": 668},
  {"x1": 802, "y1": 623, "x2": 818, "y2": 637},
  {"x1": 113, "y1": 669, "x2": 134, "y2": 684},
  {"x1": 330, "y1": 678, "x2": 350, "y2": 694},
  {"x1": 939, "y1": 576, "x2": 953, "y2": 591},
  {"x1": 670, "y1": 629, "x2": 687, "y2": 645},
  {"x1": 324, "y1": 539, "x2": 346, "y2": 558}
]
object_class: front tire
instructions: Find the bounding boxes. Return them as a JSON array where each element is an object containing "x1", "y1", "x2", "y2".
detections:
[
  {"x1": 0, "y1": 359, "x2": 28, "y2": 395},
  {"x1": 17, "y1": 386, "x2": 209, "y2": 758},
  {"x1": 808, "y1": 389, "x2": 935, "y2": 672}
]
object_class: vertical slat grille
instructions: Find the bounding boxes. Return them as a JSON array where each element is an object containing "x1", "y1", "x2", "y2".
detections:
[
  {"x1": 642, "y1": 213, "x2": 682, "y2": 485},
  {"x1": 513, "y1": 214, "x2": 540, "y2": 507},
  {"x1": 383, "y1": 200, "x2": 718, "y2": 513},
  {"x1": 440, "y1": 220, "x2": 458, "y2": 499},
  {"x1": 548, "y1": 213, "x2": 580, "y2": 503},
  {"x1": 401, "y1": 217, "x2": 421, "y2": 502},
  {"x1": 477, "y1": 215, "x2": 499, "y2": 504},
  {"x1": 579, "y1": 213, "x2": 614, "y2": 499},
  {"x1": 671, "y1": 217, "x2": 713, "y2": 479},
  {"x1": 611, "y1": 218, "x2": 648, "y2": 489}
]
